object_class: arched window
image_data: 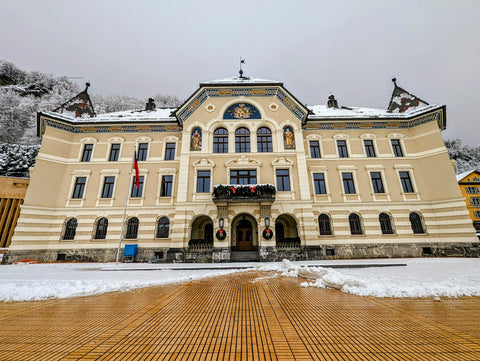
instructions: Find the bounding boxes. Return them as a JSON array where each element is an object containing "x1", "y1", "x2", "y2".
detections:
[
  {"x1": 94, "y1": 218, "x2": 108, "y2": 239},
  {"x1": 156, "y1": 217, "x2": 170, "y2": 238},
  {"x1": 126, "y1": 217, "x2": 139, "y2": 239},
  {"x1": 379, "y1": 213, "x2": 394, "y2": 235},
  {"x1": 213, "y1": 128, "x2": 228, "y2": 153},
  {"x1": 409, "y1": 212, "x2": 425, "y2": 234},
  {"x1": 257, "y1": 127, "x2": 272, "y2": 152},
  {"x1": 235, "y1": 127, "x2": 250, "y2": 153},
  {"x1": 349, "y1": 214, "x2": 363, "y2": 235},
  {"x1": 63, "y1": 218, "x2": 77, "y2": 240},
  {"x1": 318, "y1": 214, "x2": 332, "y2": 235}
]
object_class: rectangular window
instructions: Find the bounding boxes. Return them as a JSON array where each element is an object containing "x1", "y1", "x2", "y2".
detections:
[
  {"x1": 391, "y1": 139, "x2": 404, "y2": 157},
  {"x1": 165, "y1": 143, "x2": 176, "y2": 160},
  {"x1": 363, "y1": 140, "x2": 376, "y2": 157},
  {"x1": 370, "y1": 172, "x2": 385, "y2": 193},
  {"x1": 466, "y1": 186, "x2": 480, "y2": 194},
  {"x1": 81, "y1": 144, "x2": 93, "y2": 162},
  {"x1": 109, "y1": 143, "x2": 120, "y2": 161},
  {"x1": 470, "y1": 197, "x2": 480, "y2": 207},
  {"x1": 138, "y1": 143, "x2": 148, "y2": 161},
  {"x1": 309, "y1": 141, "x2": 321, "y2": 158},
  {"x1": 337, "y1": 140, "x2": 348, "y2": 158},
  {"x1": 313, "y1": 173, "x2": 326, "y2": 194},
  {"x1": 130, "y1": 176, "x2": 144, "y2": 197},
  {"x1": 101, "y1": 176, "x2": 115, "y2": 198},
  {"x1": 342, "y1": 172, "x2": 356, "y2": 194},
  {"x1": 230, "y1": 170, "x2": 257, "y2": 185},
  {"x1": 72, "y1": 177, "x2": 86, "y2": 198},
  {"x1": 160, "y1": 175, "x2": 173, "y2": 197},
  {"x1": 474, "y1": 211, "x2": 480, "y2": 218},
  {"x1": 196, "y1": 171, "x2": 211, "y2": 193},
  {"x1": 276, "y1": 169, "x2": 291, "y2": 191},
  {"x1": 399, "y1": 171, "x2": 414, "y2": 193}
]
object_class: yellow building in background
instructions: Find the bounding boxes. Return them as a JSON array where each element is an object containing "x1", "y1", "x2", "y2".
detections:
[
  {"x1": 0, "y1": 176, "x2": 29, "y2": 260},
  {"x1": 456, "y1": 170, "x2": 480, "y2": 238},
  {"x1": 4, "y1": 76, "x2": 479, "y2": 263}
]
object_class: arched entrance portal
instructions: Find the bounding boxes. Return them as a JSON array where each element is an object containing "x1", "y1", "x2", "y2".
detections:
[{"x1": 231, "y1": 214, "x2": 258, "y2": 252}]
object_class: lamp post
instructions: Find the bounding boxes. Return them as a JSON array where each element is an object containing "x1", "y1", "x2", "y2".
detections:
[
  {"x1": 216, "y1": 217, "x2": 227, "y2": 240},
  {"x1": 263, "y1": 217, "x2": 273, "y2": 239}
]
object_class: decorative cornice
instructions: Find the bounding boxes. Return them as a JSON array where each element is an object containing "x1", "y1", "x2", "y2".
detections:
[
  {"x1": 42, "y1": 118, "x2": 182, "y2": 134},
  {"x1": 304, "y1": 108, "x2": 444, "y2": 131}
]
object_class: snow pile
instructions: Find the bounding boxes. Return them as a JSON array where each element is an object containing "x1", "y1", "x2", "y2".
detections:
[
  {"x1": 265, "y1": 259, "x2": 480, "y2": 298},
  {"x1": 0, "y1": 263, "x2": 245, "y2": 302},
  {"x1": 0, "y1": 258, "x2": 479, "y2": 302}
]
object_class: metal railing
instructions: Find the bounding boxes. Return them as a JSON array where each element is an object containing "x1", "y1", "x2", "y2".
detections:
[
  {"x1": 276, "y1": 237, "x2": 301, "y2": 250},
  {"x1": 188, "y1": 239, "x2": 213, "y2": 252}
]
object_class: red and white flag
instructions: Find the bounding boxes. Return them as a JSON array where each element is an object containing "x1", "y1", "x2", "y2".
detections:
[{"x1": 133, "y1": 150, "x2": 140, "y2": 189}]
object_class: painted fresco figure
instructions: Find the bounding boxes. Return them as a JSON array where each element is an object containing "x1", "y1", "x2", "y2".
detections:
[
  {"x1": 284, "y1": 127, "x2": 295, "y2": 149},
  {"x1": 191, "y1": 128, "x2": 202, "y2": 151}
]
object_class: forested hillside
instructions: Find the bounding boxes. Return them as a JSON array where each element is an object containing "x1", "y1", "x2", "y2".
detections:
[
  {"x1": 0, "y1": 61, "x2": 181, "y2": 145},
  {"x1": 0, "y1": 61, "x2": 478, "y2": 178}
]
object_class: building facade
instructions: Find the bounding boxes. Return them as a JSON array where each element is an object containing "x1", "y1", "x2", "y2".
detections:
[
  {"x1": 5, "y1": 77, "x2": 479, "y2": 263},
  {"x1": 456, "y1": 170, "x2": 480, "y2": 237}
]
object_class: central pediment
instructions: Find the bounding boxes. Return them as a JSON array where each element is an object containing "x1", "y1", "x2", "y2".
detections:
[{"x1": 173, "y1": 77, "x2": 309, "y2": 125}]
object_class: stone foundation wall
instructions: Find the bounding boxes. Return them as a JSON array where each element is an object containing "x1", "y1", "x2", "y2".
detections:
[{"x1": 3, "y1": 242, "x2": 479, "y2": 264}]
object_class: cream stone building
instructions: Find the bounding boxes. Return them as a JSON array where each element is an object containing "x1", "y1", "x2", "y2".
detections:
[{"x1": 5, "y1": 76, "x2": 479, "y2": 263}]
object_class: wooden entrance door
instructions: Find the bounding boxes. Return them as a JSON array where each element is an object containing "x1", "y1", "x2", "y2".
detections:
[{"x1": 236, "y1": 220, "x2": 253, "y2": 251}]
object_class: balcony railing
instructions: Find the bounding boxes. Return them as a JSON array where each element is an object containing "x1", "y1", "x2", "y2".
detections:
[
  {"x1": 188, "y1": 238, "x2": 213, "y2": 252},
  {"x1": 212, "y1": 184, "x2": 276, "y2": 203},
  {"x1": 276, "y1": 237, "x2": 301, "y2": 250}
]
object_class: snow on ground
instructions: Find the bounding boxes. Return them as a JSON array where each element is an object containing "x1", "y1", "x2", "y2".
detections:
[{"x1": 0, "y1": 258, "x2": 479, "y2": 302}]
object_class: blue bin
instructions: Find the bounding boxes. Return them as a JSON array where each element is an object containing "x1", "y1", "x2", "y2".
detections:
[{"x1": 123, "y1": 244, "x2": 138, "y2": 258}]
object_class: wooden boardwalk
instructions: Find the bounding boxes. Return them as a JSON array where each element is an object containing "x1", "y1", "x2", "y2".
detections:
[{"x1": 0, "y1": 271, "x2": 479, "y2": 360}]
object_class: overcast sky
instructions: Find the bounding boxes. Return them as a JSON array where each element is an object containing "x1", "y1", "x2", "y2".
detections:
[{"x1": 2, "y1": 0, "x2": 479, "y2": 144}]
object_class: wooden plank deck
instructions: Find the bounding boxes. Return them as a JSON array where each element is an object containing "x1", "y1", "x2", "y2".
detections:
[{"x1": 0, "y1": 271, "x2": 479, "y2": 360}]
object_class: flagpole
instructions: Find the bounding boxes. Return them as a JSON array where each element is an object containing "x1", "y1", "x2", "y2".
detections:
[{"x1": 116, "y1": 146, "x2": 136, "y2": 264}]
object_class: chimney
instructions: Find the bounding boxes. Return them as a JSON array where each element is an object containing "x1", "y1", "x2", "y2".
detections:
[
  {"x1": 145, "y1": 98, "x2": 156, "y2": 111},
  {"x1": 327, "y1": 94, "x2": 338, "y2": 108}
]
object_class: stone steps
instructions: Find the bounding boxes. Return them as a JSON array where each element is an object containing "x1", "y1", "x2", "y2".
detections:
[{"x1": 230, "y1": 251, "x2": 260, "y2": 262}]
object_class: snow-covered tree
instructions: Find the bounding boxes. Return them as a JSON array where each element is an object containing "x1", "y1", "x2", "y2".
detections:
[
  {"x1": 0, "y1": 143, "x2": 40, "y2": 177},
  {"x1": 445, "y1": 139, "x2": 480, "y2": 174}
]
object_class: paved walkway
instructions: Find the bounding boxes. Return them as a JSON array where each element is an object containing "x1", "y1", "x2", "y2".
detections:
[{"x1": 0, "y1": 271, "x2": 479, "y2": 360}]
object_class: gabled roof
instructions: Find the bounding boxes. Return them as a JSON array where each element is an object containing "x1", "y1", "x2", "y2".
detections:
[
  {"x1": 387, "y1": 78, "x2": 429, "y2": 113},
  {"x1": 53, "y1": 83, "x2": 96, "y2": 118},
  {"x1": 456, "y1": 169, "x2": 480, "y2": 182},
  {"x1": 173, "y1": 76, "x2": 310, "y2": 125}
]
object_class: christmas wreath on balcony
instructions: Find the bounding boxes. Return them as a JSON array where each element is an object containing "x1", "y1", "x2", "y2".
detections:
[{"x1": 212, "y1": 184, "x2": 276, "y2": 200}]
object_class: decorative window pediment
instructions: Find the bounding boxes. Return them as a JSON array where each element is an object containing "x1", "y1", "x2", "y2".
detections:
[
  {"x1": 193, "y1": 158, "x2": 215, "y2": 168},
  {"x1": 225, "y1": 155, "x2": 262, "y2": 167},
  {"x1": 272, "y1": 157, "x2": 294, "y2": 167}
]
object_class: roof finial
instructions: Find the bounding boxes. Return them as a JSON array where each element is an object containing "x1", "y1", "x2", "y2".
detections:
[
  {"x1": 392, "y1": 77, "x2": 397, "y2": 86},
  {"x1": 85, "y1": 82, "x2": 90, "y2": 91},
  {"x1": 239, "y1": 57, "x2": 246, "y2": 78}
]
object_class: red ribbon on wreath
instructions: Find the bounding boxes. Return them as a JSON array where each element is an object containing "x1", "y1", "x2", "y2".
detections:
[
  {"x1": 249, "y1": 186, "x2": 256, "y2": 193},
  {"x1": 266, "y1": 229, "x2": 270, "y2": 235},
  {"x1": 230, "y1": 187, "x2": 236, "y2": 194},
  {"x1": 219, "y1": 230, "x2": 223, "y2": 235}
]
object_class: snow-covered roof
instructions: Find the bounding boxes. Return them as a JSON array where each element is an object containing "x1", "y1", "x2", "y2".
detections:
[
  {"x1": 307, "y1": 103, "x2": 441, "y2": 119},
  {"x1": 200, "y1": 76, "x2": 282, "y2": 86},
  {"x1": 43, "y1": 107, "x2": 177, "y2": 123},
  {"x1": 456, "y1": 169, "x2": 480, "y2": 181}
]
